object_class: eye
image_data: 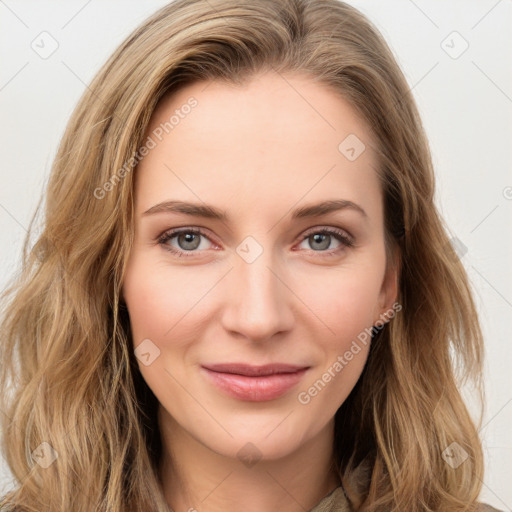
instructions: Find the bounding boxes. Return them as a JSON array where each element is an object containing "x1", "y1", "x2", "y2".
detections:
[
  {"x1": 157, "y1": 226, "x2": 354, "y2": 258},
  {"x1": 157, "y1": 228, "x2": 215, "y2": 257},
  {"x1": 296, "y1": 227, "x2": 354, "y2": 256}
]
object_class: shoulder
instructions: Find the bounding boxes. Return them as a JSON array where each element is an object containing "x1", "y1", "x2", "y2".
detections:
[{"x1": 476, "y1": 503, "x2": 505, "y2": 512}]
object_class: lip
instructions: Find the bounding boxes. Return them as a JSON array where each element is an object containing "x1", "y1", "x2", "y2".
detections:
[{"x1": 201, "y1": 363, "x2": 310, "y2": 402}]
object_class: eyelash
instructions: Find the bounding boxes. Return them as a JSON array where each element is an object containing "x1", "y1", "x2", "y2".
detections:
[{"x1": 157, "y1": 226, "x2": 354, "y2": 258}]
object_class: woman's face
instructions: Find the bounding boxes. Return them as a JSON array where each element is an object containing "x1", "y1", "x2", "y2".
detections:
[{"x1": 122, "y1": 71, "x2": 398, "y2": 461}]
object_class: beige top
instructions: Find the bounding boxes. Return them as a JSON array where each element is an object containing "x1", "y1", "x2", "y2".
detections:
[
  {"x1": 309, "y1": 486, "x2": 350, "y2": 512},
  {"x1": 309, "y1": 486, "x2": 505, "y2": 512}
]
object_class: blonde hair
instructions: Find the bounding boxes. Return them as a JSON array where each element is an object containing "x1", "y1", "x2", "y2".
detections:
[{"x1": 0, "y1": 0, "x2": 485, "y2": 510}]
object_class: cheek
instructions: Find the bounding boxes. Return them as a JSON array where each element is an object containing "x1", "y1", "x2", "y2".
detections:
[
  {"x1": 293, "y1": 261, "x2": 384, "y2": 341},
  {"x1": 122, "y1": 256, "x2": 205, "y2": 401},
  {"x1": 123, "y1": 253, "x2": 217, "y2": 351},
  {"x1": 293, "y1": 269, "x2": 379, "y2": 413},
  {"x1": 123, "y1": 260, "x2": 170, "y2": 343}
]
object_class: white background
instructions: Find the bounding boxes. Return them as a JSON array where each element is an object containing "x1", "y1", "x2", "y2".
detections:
[{"x1": 0, "y1": 0, "x2": 511, "y2": 509}]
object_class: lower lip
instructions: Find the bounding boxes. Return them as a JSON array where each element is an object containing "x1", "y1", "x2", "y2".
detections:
[{"x1": 201, "y1": 367, "x2": 308, "y2": 402}]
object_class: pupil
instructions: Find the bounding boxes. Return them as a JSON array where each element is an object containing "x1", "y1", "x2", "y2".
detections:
[
  {"x1": 179, "y1": 233, "x2": 200, "y2": 250},
  {"x1": 311, "y1": 233, "x2": 329, "y2": 250}
]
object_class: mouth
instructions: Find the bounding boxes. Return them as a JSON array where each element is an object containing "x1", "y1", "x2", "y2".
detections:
[{"x1": 200, "y1": 363, "x2": 310, "y2": 402}]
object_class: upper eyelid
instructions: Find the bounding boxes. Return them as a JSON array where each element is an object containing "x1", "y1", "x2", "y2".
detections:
[
  {"x1": 159, "y1": 226, "x2": 217, "y2": 245},
  {"x1": 301, "y1": 225, "x2": 352, "y2": 239}
]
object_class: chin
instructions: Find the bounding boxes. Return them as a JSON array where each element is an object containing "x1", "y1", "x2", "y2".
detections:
[{"x1": 193, "y1": 413, "x2": 315, "y2": 463}]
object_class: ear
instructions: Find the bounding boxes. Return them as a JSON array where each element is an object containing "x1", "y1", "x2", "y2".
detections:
[{"x1": 374, "y1": 244, "x2": 400, "y2": 324}]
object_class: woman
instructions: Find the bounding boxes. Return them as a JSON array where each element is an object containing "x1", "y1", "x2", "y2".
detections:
[{"x1": 0, "y1": 0, "x2": 503, "y2": 510}]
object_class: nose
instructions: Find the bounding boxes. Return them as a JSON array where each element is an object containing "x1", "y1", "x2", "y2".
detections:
[{"x1": 220, "y1": 247, "x2": 295, "y2": 343}]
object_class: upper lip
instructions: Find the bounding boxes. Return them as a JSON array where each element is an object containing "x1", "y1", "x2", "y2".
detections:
[{"x1": 202, "y1": 363, "x2": 309, "y2": 377}]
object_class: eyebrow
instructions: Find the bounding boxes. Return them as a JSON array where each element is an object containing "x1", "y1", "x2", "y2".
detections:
[{"x1": 142, "y1": 199, "x2": 368, "y2": 221}]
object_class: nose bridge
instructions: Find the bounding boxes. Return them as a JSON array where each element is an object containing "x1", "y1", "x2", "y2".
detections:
[{"x1": 221, "y1": 238, "x2": 294, "y2": 341}]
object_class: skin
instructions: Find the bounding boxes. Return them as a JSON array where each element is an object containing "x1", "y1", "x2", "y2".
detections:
[{"x1": 122, "y1": 69, "x2": 399, "y2": 512}]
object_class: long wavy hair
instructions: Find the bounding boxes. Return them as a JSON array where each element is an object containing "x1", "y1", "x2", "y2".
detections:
[{"x1": 0, "y1": 0, "x2": 486, "y2": 510}]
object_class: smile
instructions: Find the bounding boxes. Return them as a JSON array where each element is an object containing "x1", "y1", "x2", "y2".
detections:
[{"x1": 201, "y1": 363, "x2": 310, "y2": 402}]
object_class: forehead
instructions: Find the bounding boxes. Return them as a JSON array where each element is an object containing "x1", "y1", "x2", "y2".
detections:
[
  {"x1": 135, "y1": 71, "x2": 382, "y2": 223},
  {"x1": 149, "y1": 71, "x2": 376, "y2": 151}
]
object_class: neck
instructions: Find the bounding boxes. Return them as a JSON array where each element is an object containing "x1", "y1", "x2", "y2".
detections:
[{"x1": 157, "y1": 406, "x2": 341, "y2": 512}]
